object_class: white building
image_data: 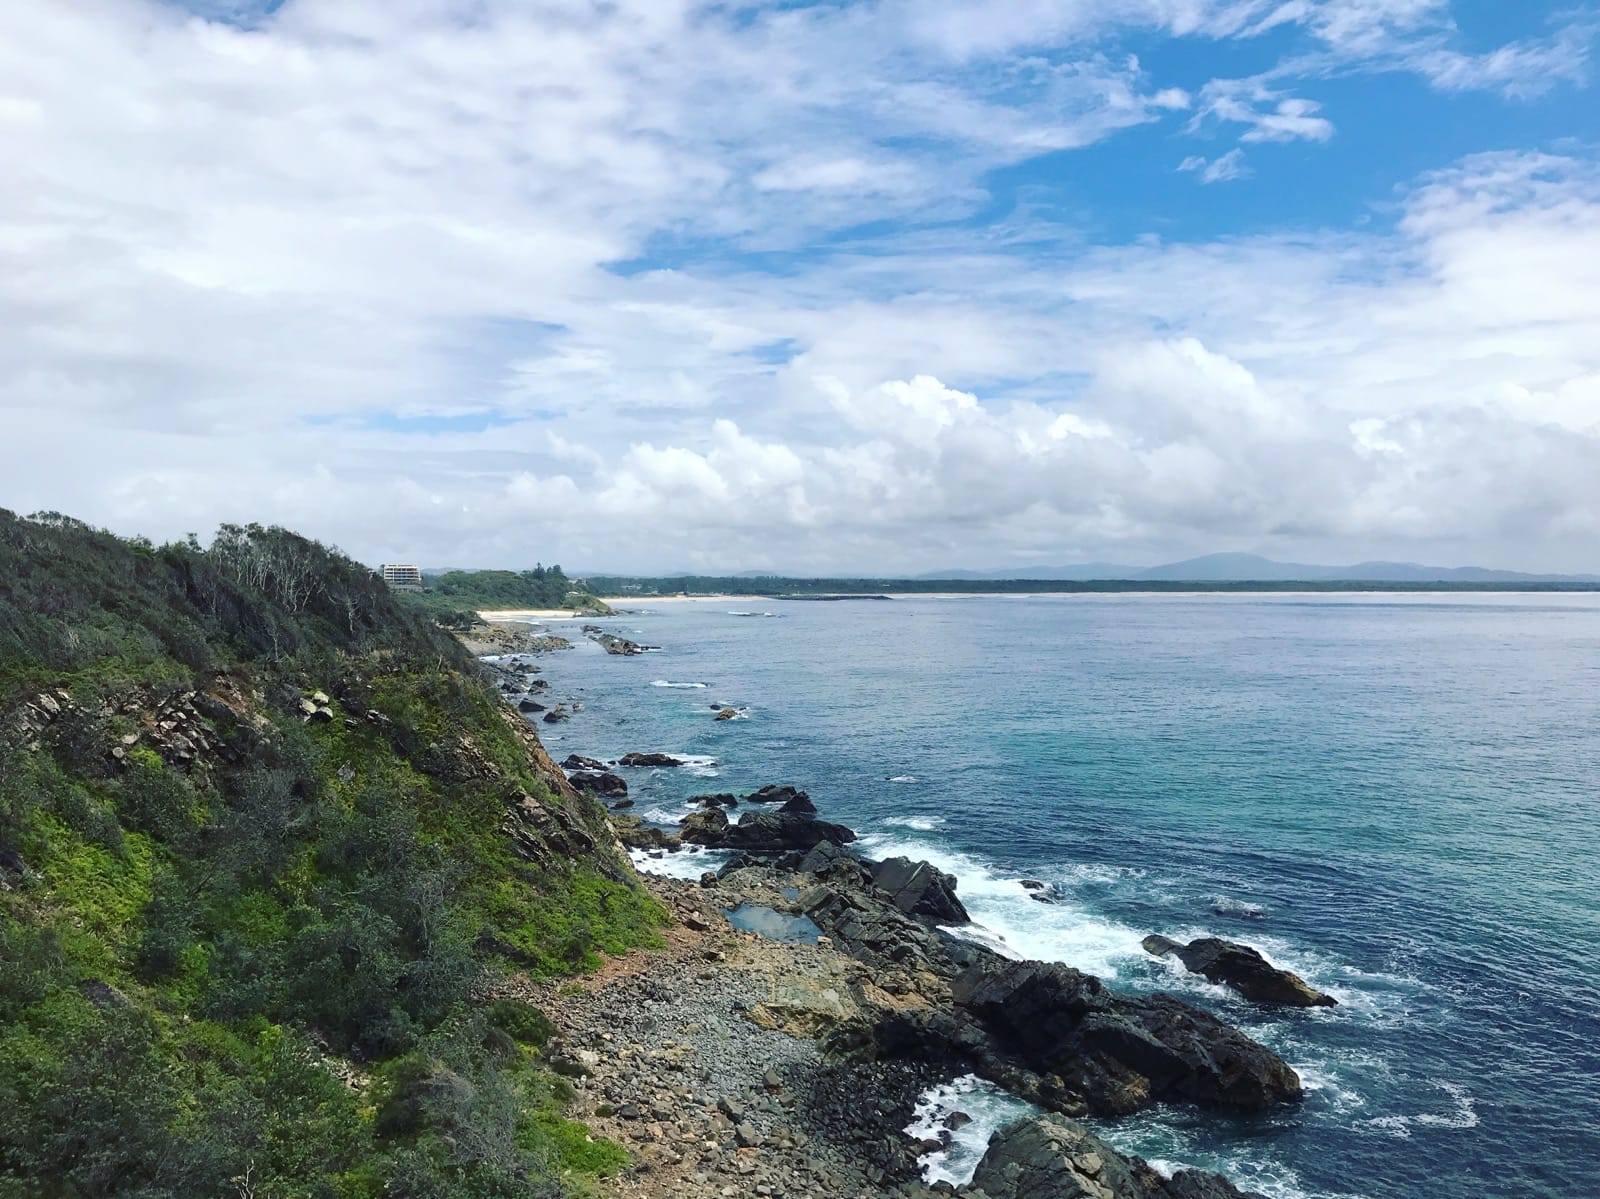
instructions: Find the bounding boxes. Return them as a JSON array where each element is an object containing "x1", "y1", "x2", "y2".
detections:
[{"x1": 379, "y1": 563, "x2": 423, "y2": 589}]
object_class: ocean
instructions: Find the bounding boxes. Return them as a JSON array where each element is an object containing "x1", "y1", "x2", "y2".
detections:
[{"x1": 518, "y1": 593, "x2": 1600, "y2": 1199}]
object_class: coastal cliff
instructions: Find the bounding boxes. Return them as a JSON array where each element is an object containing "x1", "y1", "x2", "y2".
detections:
[
  {"x1": 0, "y1": 509, "x2": 1302, "y2": 1199},
  {"x1": 0, "y1": 511, "x2": 663, "y2": 1196}
]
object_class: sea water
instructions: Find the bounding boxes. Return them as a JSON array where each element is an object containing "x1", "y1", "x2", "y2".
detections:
[{"x1": 526, "y1": 594, "x2": 1600, "y2": 1199}]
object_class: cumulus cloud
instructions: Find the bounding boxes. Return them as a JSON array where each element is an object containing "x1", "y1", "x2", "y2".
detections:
[{"x1": 0, "y1": 0, "x2": 1596, "y2": 572}]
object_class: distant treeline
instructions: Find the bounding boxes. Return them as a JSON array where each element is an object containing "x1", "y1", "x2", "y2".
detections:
[
  {"x1": 399, "y1": 567, "x2": 609, "y2": 626},
  {"x1": 428, "y1": 566, "x2": 584, "y2": 608},
  {"x1": 589, "y1": 575, "x2": 1600, "y2": 596}
]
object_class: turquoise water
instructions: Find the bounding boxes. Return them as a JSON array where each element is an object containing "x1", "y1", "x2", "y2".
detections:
[{"x1": 528, "y1": 594, "x2": 1600, "y2": 1199}]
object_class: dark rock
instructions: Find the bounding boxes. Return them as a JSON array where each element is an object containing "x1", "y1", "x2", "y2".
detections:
[
  {"x1": 950, "y1": 956, "x2": 1304, "y2": 1114},
  {"x1": 744, "y1": 784, "x2": 809, "y2": 805},
  {"x1": 1020, "y1": 879, "x2": 1046, "y2": 890},
  {"x1": 81, "y1": 979, "x2": 131, "y2": 1010},
  {"x1": 609, "y1": 799, "x2": 633, "y2": 811},
  {"x1": 972, "y1": 1114, "x2": 1266, "y2": 1199},
  {"x1": 517, "y1": 697, "x2": 547, "y2": 713},
  {"x1": 780, "y1": 792, "x2": 818, "y2": 815},
  {"x1": 591, "y1": 633, "x2": 656, "y2": 655},
  {"x1": 1142, "y1": 936, "x2": 1336, "y2": 1007},
  {"x1": 542, "y1": 706, "x2": 571, "y2": 724},
  {"x1": 619, "y1": 752, "x2": 685, "y2": 768},
  {"x1": 561, "y1": 754, "x2": 607, "y2": 771},
  {"x1": 692, "y1": 793, "x2": 739, "y2": 808},
  {"x1": 871, "y1": 857, "x2": 969, "y2": 923},
  {"x1": 714, "y1": 707, "x2": 739, "y2": 721},
  {"x1": 799, "y1": 841, "x2": 852, "y2": 874},
  {"x1": 0, "y1": 846, "x2": 24, "y2": 876},
  {"x1": 568, "y1": 770, "x2": 628, "y2": 797},
  {"x1": 720, "y1": 810, "x2": 856, "y2": 853},
  {"x1": 680, "y1": 808, "x2": 730, "y2": 844}
]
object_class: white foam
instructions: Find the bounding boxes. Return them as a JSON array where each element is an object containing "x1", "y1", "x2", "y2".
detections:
[
  {"x1": 627, "y1": 845, "x2": 729, "y2": 880},
  {"x1": 651, "y1": 680, "x2": 709, "y2": 689},
  {"x1": 883, "y1": 815, "x2": 943, "y2": 830},
  {"x1": 855, "y1": 833, "x2": 1150, "y2": 979},
  {"x1": 1363, "y1": 1082, "x2": 1478, "y2": 1139},
  {"x1": 887, "y1": 775, "x2": 920, "y2": 784},
  {"x1": 904, "y1": 1074, "x2": 1038, "y2": 1187},
  {"x1": 675, "y1": 753, "x2": 721, "y2": 778}
]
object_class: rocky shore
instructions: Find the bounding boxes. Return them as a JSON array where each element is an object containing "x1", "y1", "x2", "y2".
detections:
[
  {"x1": 567, "y1": 804, "x2": 1305, "y2": 1196},
  {"x1": 476, "y1": 654, "x2": 1310, "y2": 1199}
]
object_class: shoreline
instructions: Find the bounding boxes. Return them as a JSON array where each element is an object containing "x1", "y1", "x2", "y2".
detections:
[{"x1": 475, "y1": 634, "x2": 1324, "y2": 1199}]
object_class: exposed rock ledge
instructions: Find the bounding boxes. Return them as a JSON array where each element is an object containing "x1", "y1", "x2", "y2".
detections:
[{"x1": 1142, "y1": 935, "x2": 1337, "y2": 1008}]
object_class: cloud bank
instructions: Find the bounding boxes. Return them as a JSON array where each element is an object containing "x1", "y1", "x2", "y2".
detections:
[{"x1": 0, "y1": 0, "x2": 1596, "y2": 572}]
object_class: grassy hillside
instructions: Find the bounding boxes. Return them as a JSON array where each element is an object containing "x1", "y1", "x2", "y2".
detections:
[{"x1": 0, "y1": 511, "x2": 665, "y2": 1198}]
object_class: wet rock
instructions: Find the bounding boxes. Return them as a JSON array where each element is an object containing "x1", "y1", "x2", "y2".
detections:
[
  {"x1": 517, "y1": 697, "x2": 547, "y2": 713},
  {"x1": 779, "y1": 792, "x2": 818, "y2": 815},
  {"x1": 950, "y1": 956, "x2": 1304, "y2": 1114},
  {"x1": 569, "y1": 770, "x2": 628, "y2": 797},
  {"x1": 562, "y1": 754, "x2": 607, "y2": 771},
  {"x1": 543, "y1": 705, "x2": 572, "y2": 724},
  {"x1": 715, "y1": 707, "x2": 739, "y2": 721},
  {"x1": 680, "y1": 808, "x2": 730, "y2": 844},
  {"x1": 620, "y1": 752, "x2": 685, "y2": 768},
  {"x1": 871, "y1": 857, "x2": 969, "y2": 924},
  {"x1": 744, "y1": 784, "x2": 809, "y2": 806},
  {"x1": 972, "y1": 1114, "x2": 1266, "y2": 1199},
  {"x1": 720, "y1": 811, "x2": 856, "y2": 853},
  {"x1": 1141, "y1": 936, "x2": 1336, "y2": 1008},
  {"x1": 693, "y1": 793, "x2": 739, "y2": 808}
]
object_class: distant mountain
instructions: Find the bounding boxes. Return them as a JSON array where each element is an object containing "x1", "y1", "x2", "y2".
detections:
[{"x1": 919, "y1": 553, "x2": 1599, "y2": 584}]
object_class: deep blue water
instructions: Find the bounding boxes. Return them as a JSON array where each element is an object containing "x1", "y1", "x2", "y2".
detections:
[{"x1": 519, "y1": 594, "x2": 1600, "y2": 1199}]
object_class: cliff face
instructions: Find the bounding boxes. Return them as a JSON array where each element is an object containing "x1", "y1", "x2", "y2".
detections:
[{"x1": 0, "y1": 510, "x2": 664, "y2": 1198}]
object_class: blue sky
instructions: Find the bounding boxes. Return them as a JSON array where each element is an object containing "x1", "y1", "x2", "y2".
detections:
[{"x1": 2, "y1": 0, "x2": 1598, "y2": 571}]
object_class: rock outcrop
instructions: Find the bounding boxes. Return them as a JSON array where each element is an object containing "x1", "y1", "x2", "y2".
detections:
[
  {"x1": 619, "y1": 751, "x2": 685, "y2": 768},
  {"x1": 948, "y1": 956, "x2": 1304, "y2": 1114},
  {"x1": 745, "y1": 784, "x2": 809, "y2": 805},
  {"x1": 971, "y1": 1115, "x2": 1266, "y2": 1199},
  {"x1": 567, "y1": 770, "x2": 628, "y2": 798},
  {"x1": 1142, "y1": 935, "x2": 1336, "y2": 1007},
  {"x1": 870, "y1": 856, "x2": 969, "y2": 923}
]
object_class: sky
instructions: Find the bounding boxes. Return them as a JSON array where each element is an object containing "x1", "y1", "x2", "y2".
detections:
[{"x1": 1, "y1": 0, "x2": 1598, "y2": 574}]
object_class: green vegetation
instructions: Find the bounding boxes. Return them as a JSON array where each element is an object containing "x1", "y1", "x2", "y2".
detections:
[
  {"x1": 401, "y1": 568, "x2": 614, "y2": 628},
  {"x1": 0, "y1": 509, "x2": 663, "y2": 1197}
]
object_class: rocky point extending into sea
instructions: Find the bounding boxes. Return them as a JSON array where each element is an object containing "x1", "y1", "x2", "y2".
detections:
[{"x1": 479, "y1": 632, "x2": 1329, "y2": 1199}]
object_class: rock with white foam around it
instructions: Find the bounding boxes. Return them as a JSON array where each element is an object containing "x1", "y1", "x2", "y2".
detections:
[
  {"x1": 1141, "y1": 935, "x2": 1336, "y2": 1007},
  {"x1": 973, "y1": 1114, "x2": 1267, "y2": 1199}
]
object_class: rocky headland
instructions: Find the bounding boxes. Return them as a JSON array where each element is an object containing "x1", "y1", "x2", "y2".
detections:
[{"x1": 501, "y1": 698, "x2": 1314, "y2": 1199}]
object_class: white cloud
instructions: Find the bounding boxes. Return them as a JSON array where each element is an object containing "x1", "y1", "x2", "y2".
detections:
[
  {"x1": 1179, "y1": 148, "x2": 1250, "y2": 182},
  {"x1": 0, "y1": 1, "x2": 1596, "y2": 573}
]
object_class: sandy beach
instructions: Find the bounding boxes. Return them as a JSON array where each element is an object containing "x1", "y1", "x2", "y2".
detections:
[{"x1": 478, "y1": 595, "x2": 759, "y2": 620}]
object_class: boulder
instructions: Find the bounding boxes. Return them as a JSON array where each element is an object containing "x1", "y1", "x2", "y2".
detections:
[
  {"x1": 950, "y1": 957, "x2": 1304, "y2": 1114},
  {"x1": 779, "y1": 792, "x2": 818, "y2": 815},
  {"x1": 680, "y1": 808, "x2": 730, "y2": 844},
  {"x1": 871, "y1": 856, "x2": 969, "y2": 923},
  {"x1": 1141, "y1": 936, "x2": 1336, "y2": 1008},
  {"x1": 567, "y1": 771, "x2": 628, "y2": 798},
  {"x1": 542, "y1": 706, "x2": 571, "y2": 724},
  {"x1": 692, "y1": 792, "x2": 738, "y2": 808},
  {"x1": 714, "y1": 707, "x2": 739, "y2": 721},
  {"x1": 972, "y1": 1114, "x2": 1265, "y2": 1199},
  {"x1": 619, "y1": 752, "x2": 684, "y2": 768},
  {"x1": 517, "y1": 697, "x2": 547, "y2": 713},
  {"x1": 799, "y1": 841, "x2": 852, "y2": 874},
  {"x1": 744, "y1": 784, "x2": 810, "y2": 805},
  {"x1": 561, "y1": 754, "x2": 607, "y2": 771},
  {"x1": 720, "y1": 810, "x2": 856, "y2": 853}
]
